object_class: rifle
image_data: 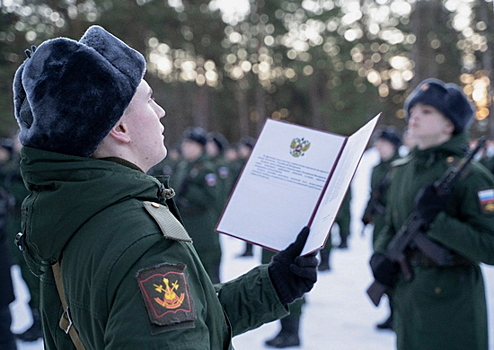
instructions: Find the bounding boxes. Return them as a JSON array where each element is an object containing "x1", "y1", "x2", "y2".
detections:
[{"x1": 366, "y1": 137, "x2": 486, "y2": 307}]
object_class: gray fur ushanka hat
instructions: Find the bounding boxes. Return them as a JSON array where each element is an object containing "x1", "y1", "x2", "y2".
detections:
[
  {"x1": 13, "y1": 25, "x2": 146, "y2": 157},
  {"x1": 404, "y1": 78, "x2": 475, "y2": 134}
]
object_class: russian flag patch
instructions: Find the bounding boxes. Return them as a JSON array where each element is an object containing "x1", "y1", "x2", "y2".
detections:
[{"x1": 478, "y1": 189, "x2": 494, "y2": 214}]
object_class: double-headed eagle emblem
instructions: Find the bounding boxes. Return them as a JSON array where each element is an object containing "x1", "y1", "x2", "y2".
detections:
[{"x1": 290, "y1": 137, "x2": 311, "y2": 157}]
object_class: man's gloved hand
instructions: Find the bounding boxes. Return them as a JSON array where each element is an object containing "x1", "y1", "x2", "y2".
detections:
[
  {"x1": 268, "y1": 227, "x2": 318, "y2": 305},
  {"x1": 369, "y1": 253, "x2": 399, "y2": 288},
  {"x1": 414, "y1": 183, "x2": 450, "y2": 228}
]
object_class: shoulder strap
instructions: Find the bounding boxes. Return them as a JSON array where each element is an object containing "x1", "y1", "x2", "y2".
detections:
[
  {"x1": 143, "y1": 201, "x2": 192, "y2": 242},
  {"x1": 52, "y1": 262, "x2": 87, "y2": 350}
]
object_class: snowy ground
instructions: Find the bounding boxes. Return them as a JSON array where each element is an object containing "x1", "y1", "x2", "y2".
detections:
[{"x1": 10, "y1": 147, "x2": 494, "y2": 349}]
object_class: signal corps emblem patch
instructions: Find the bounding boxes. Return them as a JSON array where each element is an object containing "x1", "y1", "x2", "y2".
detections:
[{"x1": 137, "y1": 263, "x2": 196, "y2": 333}]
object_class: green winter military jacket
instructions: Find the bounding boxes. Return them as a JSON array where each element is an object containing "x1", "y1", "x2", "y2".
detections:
[
  {"x1": 171, "y1": 154, "x2": 222, "y2": 283},
  {"x1": 19, "y1": 147, "x2": 288, "y2": 350},
  {"x1": 375, "y1": 133, "x2": 494, "y2": 350}
]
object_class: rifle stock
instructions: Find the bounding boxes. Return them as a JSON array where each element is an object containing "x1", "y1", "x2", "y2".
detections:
[{"x1": 366, "y1": 280, "x2": 389, "y2": 306}]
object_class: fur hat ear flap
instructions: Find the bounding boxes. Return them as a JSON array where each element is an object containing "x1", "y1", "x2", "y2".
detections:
[
  {"x1": 13, "y1": 25, "x2": 146, "y2": 157},
  {"x1": 13, "y1": 60, "x2": 30, "y2": 128}
]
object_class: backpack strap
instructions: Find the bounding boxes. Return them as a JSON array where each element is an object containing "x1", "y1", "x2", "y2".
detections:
[{"x1": 52, "y1": 262, "x2": 87, "y2": 350}]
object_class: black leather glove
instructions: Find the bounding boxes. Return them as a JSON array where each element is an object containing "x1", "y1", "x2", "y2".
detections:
[
  {"x1": 369, "y1": 252, "x2": 399, "y2": 288},
  {"x1": 414, "y1": 183, "x2": 450, "y2": 228},
  {"x1": 268, "y1": 227, "x2": 318, "y2": 305}
]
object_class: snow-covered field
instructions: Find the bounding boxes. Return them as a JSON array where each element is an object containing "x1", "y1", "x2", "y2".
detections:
[{"x1": 11, "y1": 148, "x2": 494, "y2": 349}]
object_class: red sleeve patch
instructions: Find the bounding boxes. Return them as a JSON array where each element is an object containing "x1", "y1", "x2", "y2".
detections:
[{"x1": 136, "y1": 263, "x2": 196, "y2": 333}]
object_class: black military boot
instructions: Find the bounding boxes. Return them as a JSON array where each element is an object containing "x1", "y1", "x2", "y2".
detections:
[
  {"x1": 376, "y1": 297, "x2": 394, "y2": 331},
  {"x1": 337, "y1": 236, "x2": 348, "y2": 249},
  {"x1": 265, "y1": 317, "x2": 300, "y2": 348},
  {"x1": 318, "y1": 250, "x2": 331, "y2": 272},
  {"x1": 15, "y1": 308, "x2": 42, "y2": 342},
  {"x1": 237, "y1": 242, "x2": 254, "y2": 257},
  {"x1": 376, "y1": 314, "x2": 393, "y2": 330}
]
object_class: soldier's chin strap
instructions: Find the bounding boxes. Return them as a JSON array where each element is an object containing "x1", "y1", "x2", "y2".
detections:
[{"x1": 52, "y1": 262, "x2": 87, "y2": 350}]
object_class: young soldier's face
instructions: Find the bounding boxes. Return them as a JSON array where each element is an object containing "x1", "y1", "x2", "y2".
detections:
[
  {"x1": 408, "y1": 103, "x2": 454, "y2": 149},
  {"x1": 374, "y1": 138, "x2": 395, "y2": 161},
  {"x1": 181, "y1": 139, "x2": 204, "y2": 161}
]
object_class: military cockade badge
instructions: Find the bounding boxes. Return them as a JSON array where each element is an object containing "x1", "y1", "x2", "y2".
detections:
[{"x1": 290, "y1": 137, "x2": 311, "y2": 157}]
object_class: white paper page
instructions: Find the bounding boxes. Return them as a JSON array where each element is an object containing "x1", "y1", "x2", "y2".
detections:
[
  {"x1": 216, "y1": 119, "x2": 345, "y2": 252},
  {"x1": 304, "y1": 114, "x2": 380, "y2": 255}
]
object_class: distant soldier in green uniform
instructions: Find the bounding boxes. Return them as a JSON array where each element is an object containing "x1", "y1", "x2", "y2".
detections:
[
  {"x1": 362, "y1": 126, "x2": 401, "y2": 330},
  {"x1": 334, "y1": 188, "x2": 352, "y2": 249},
  {"x1": 206, "y1": 131, "x2": 231, "y2": 222},
  {"x1": 12, "y1": 26, "x2": 318, "y2": 349},
  {"x1": 221, "y1": 144, "x2": 239, "y2": 195},
  {"x1": 371, "y1": 78, "x2": 494, "y2": 350},
  {"x1": 171, "y1": 127, "x2": 222, "y2": 283}
]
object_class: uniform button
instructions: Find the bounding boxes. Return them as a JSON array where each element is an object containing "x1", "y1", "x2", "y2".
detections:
[
  {"x1": 446, "y1": 156, "x2": 454, "y2": 163},
  {"x1": 434, "y1": 287, "x2": 441, "y2": 294},
  {"x1": 151, "y1": 202, "x2": 160, "y2": 208}
]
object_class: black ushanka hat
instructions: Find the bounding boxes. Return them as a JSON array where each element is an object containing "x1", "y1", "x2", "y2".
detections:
[
  {"x1": 404, "y1": 78, "x2": 475, "y2": 134},
  {"x1": 13, "y1": 25, "x2": 146, "y2": 157}
]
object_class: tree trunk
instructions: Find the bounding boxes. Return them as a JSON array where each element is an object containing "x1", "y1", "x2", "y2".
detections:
[
  {"x1": 192, "y1": 85, "x2": 209, "y2": 128},
  {"x1": 476, "y1": 0, "x2": 494, "y2": 137},
  {"x1": 236, "y1": 80, "x2": 250, "y2": 139}
]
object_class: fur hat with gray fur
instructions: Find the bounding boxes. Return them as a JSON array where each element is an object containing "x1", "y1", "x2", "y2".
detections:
[{"x1": 13, "y1": 25, "x2": 146, "y2": 157}]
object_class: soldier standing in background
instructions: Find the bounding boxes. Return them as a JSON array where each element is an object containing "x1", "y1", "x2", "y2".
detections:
[
  {"x1": 171, "y1": 127, "x2": 222, "y2": 283},
  {"x1": 334, "y1": 188, "x2": 352, "y2": 249},
  {"x1": 362, "y1": 126, "x2": 401, "y2": 330},
  {"x1": 371, "y1": 78, "x2": 494, "y2": 349},
  {"x1": 206, "y1": 131, "x2": 231, "y2": 223}
]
